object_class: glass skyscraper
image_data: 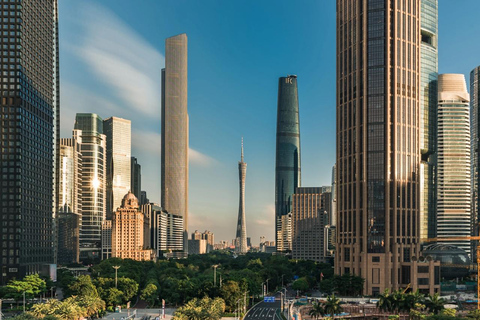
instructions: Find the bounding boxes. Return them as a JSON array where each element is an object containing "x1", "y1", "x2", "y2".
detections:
[
  {"x1": 74, "y1": 113, "x2": 106, "y2": 262},
  {"x1": 437, "y1": 74, "x2": 471, "y2": 255},
  {"x1": 470, "y1": 66, "x2": 480, "y2": 256},
  {"x1": 104, "y1": 117, "x2": 131, "y2": 217},
  {"x1": 0, "y1": 0, "x2": 59, "y2": 283},
  {"x1": 275, "y1": 75, "x2": 301, "y2": 253},
  {"x1": 131, "y1": 156, "x2": 142, "y2": 200}
]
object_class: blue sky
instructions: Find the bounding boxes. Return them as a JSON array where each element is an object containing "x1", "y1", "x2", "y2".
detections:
[{"x1": 58, "y1": 1, "x2": 480, "y2": 245}]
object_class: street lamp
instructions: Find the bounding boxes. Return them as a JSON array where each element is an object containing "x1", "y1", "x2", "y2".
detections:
[
  {"x1": 212, "y1": 264, "x2": 220, "y2": 287},
  {"x1": 281, "y1": 274, "x2": 285, "y2": 288},
  {"x1": 113, "y1": 265, "x2": 121, "y2": 288},
  {"x1": 23, "y1": 291, "x2": 25, "y2": 313}
]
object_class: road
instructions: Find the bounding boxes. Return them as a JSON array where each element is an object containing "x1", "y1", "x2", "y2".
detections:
[
  {"x1": 103, "y1": 308, "x2": 175, "y2": 320},
  {"x1": 244, "y1": 299, "x2": 282, "y2": 320}
]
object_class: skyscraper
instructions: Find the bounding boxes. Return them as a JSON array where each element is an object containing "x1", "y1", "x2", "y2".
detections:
[
  {"x1": 161, "y1": 34, "x2": 189, "y2": 252},
  {"x1": 437, "y1": 74, "x2": 471, "y2": 255},
  {"x1": 419, "y1": 0, "x2": 438, "y2": 243},
  {"x1": 275, "y1": 74, "x2": 301, "y2": 253},
  {"x1": 470, "y1": 66, "x2": 480, "y2": 255},
  {"x1": 236, "y1": 138, "x2": 248, "y2": 253},
  {"x1": 0, "y1": 0, "x2": 59, "y2": 283},
  {"x1": 104, "y1": 117, "x2": 131, "y2": 217},
  {"x1": 131, "y1": 157, "x2": 142, "y2": 200},
  {"x1": 336, "y1": 0, "x2": 440, "y2": 295},
  {"x1": 74, "y1": 113, "x2": 107, "y2": 261}
]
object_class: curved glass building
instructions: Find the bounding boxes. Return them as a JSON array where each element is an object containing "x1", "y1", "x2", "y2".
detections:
[{"x1": 275, "y1": 75, "x2": 301, "y2": 252}]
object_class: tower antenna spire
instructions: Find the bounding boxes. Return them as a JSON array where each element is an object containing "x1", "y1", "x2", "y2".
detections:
[{"x1": 241, "y1": 137, "x2": 244, "y2": 162}]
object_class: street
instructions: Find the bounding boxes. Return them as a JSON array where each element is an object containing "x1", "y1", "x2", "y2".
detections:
[
  {"x1": 244, "y1": 299, "x2": 282, "y2": 320},
  {"x1": 102, "y1": 308, "x2": 175, "y2": 320}
]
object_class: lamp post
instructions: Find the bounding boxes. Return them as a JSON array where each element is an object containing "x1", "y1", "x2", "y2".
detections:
[
  {"x1": 113, "y1": 265, "x2": 121, "y2": 288},
  {"x1": 281, "y1": 274, "x2": 285, "y2": 288},
  {"x1": 212, "y1": 264, "x2": 219, "y2": 287},
  {"x1": 23, "y1": 291, "x2": 25, "y2": 313},
  {"x1": 281, "y1": 288, "x2": 287, "y2": 312},
  {"x1": 266, "y1": 278, "x2": 270, "y2": 295}
]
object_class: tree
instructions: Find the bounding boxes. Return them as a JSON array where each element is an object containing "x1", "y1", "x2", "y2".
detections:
[
  {"x1": 140, "y1": 283, "x2": 158, "y2": 306},
  {"x1": 377, "y1": 289, "x2": 395, "y2": 313},
  {"x1": 67, "y1": 275, "x2": 98, "y2": 298},
  {"x1": 219, "y1": 280, "x2": 243, "y2": 313},
  {"x1": 173, "y1": 296, "x2": 225, "y2": 320},
  {"x1": 117, "y1": 277, "x2": 139, "y2": 303},
  {"x1": 23, "y1": 274, "x2": 47, "y2": 298},
  {"x1": 425, "y1": 293, "x2": 445, "y2": 315},
  {"x1": 467, "y1": 309, "x2": 480, "y2": 320},
  {"x1": 309, "y1": 301, "x2": 325, "y2": 319},
  {"x1": 323, "y1": 294, "x2": 343, "y2": 319},
  {"x1": 292, "y1": 277, "x2": 309, "y2": 292},
  {"x1": 104, "y1": 287, "x2": 124, "y2": 307}
]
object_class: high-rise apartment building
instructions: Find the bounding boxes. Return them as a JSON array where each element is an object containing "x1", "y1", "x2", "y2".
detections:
[
  {"x1": 419, "y1": 0, "x2": 438, "y2": 242},
  {"x1": 236, "y1": 139, "x2": 248, "y2": 253},
  {"x1": 275, "y1": 75, "x2": 301, "y2": 253},
  {"x1": 291, "y1": 187, "x2": 331, "y2": 262},
  {"x1": 470, "y1": 66, "x2": 480, "y2": 255},
  {"x1": 0, "y1": 0, "x2": 59, "y2": 283},
  {"x1": 104, "y1": 117, "x2": 131, "y2": 217},
  {"x1": 74, "y1": 113, "x2": 106, "y2": 261},
  {"x1": 161, "y1": 34, "x2": 189, "y2": 252},
  {"x1": 437, "y1": 74, "x2": 471, "y2": 255},
  {"x1": 131, "y1": 157, "x2": 142, "y2": 200},
  {"x1": 336, "y1": 0, "x2": 440, "y2": 295}
]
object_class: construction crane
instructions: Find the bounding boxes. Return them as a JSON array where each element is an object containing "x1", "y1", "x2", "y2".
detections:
[{"x1": 424, "y1": 236, "x2": 480, "y2": 309}]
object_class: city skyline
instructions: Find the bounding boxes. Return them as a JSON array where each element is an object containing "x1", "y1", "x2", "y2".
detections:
[{"x1": 58, "y1": 0, "x2": 480, "y2": 244}]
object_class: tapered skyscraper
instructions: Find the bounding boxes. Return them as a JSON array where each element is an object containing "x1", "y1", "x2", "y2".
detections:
[
  {"x1": 336, "y1": 0, "x2": 440, "y2": 295},
  {"x1": 275, "y1": 75, "x2": 301, "y2": 253},
  {"x1": 161, "y1": 34, "x2": 188, "y2": 251},
  {"x1": 0, "y1": 0, "x2": 59, "y2": 283},
  {"x1": 236, "y1": 139, "x2": 248, "y2": 253}
]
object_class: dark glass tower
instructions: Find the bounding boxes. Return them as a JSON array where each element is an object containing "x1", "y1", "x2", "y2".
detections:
[
  {"x1": 275, "y1": 75, "x2": 301, "y2": 253},
  {"x1": 0, "y1": 0, "x2": 59, "y2": 283},
  {"x1": 131, "y1": 157, "x2": 142, "y2": 200}
]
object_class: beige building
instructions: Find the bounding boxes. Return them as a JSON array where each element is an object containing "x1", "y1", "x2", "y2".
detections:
[
  {"x1": 335, "y1": 0, "x2": 440, "y2": 295},
  {"x1": 111, "y1": 192, "x2": 153, "y2": 261}
]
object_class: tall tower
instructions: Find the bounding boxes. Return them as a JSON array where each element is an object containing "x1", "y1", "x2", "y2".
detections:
[
  {"x1": 104, "y1": 117, "x2": 131, "y2": 217},
  {"x1": 336, "y1": 0, "x2": 440, "y2": 295},
  {"x1": 236, "y1": 138, "x2": 248, "y2": 253},
  {"x1": 161, "y1": 34, "x2": 189, "y2": 252},
  {"x1": 470, "y1": 66, "x2": 480, "y2": 256},
  {"x1": 275, "y1": 75, "x2": 301, "y2": 253},
  {"x1": 419, "y1": 0, "x2": 438, "y2": 243},
  {"x1": 131, "y1": 157, "x2": 142, "y2": 200},
  {"x1": 0, "y1": 0, "x2": 59, "y2": 283},
  {"x1": 437, "y1": 74, "x2": 471, "y2": 255},
  {"x1": 74, "y1": 113, "x2": 107, "y2": 261}
]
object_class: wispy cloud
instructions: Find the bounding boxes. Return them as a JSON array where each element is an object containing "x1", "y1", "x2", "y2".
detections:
[
  {"x1": 254, "y1": 204, "x2": 275, "y2": 226},
  {"x1": 74, "y1": 2, "x2": 163, "y2": 117},
  {"x1": 190, "y1": 148, "x2": 219, "y2": 167}
]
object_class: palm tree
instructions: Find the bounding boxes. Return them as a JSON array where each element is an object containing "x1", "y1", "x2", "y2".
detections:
[
  {"x1": 309, "y1": 301, "x2": 325, "y2": 319},
  {"x1": 324, "y1": 294, "x2": 343, "y2": 319},
  {"x1": 425, "y1": 293, "x2": 445, "y2": 315},
  {"x1": 377, "y1": 289, "x2": 395, "y2": 313}
]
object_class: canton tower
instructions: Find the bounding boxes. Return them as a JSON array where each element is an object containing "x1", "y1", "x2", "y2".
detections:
[{"x1": 236, "y1": 138, "x2": 248, "y2": 253}]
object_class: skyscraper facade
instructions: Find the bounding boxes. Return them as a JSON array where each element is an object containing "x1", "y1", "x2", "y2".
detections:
[
  {"x1": 161, "y1": 33, "x2": 189, "y2": 252},
  {"x1": 437, "y1": 74, "x2": 471, "y2": 255},
  {"x1": 419, "y1": 0, "x2": 438, "y2": 242},
  {"x1": 131, "y1": 157, "x2": 142, "y2": 200},
  {"x1": 104, "y1": 117, "x2": 131, "y2": 217},
  {"x1": 236, "y1": 139, "x2": 248, "y2": 253},
  {"x1": 74, "y1": 113, "x2": 106, "y2": 261},
  {"x1": 336, "y1": 0, "x2": 439, "y2": 295},
  {"x1": 0, "y1": 0, "x2": 59, "y2": 283},
  {"x1": 470, "y1": 66, "x2": 480, "y2": 255},
  {"x1": 275, "y1": 74, "x2": 301, "y2": 253}
]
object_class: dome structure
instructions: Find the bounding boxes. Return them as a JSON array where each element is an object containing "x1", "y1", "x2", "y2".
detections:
[
  {"x1": 121, "y1": 191, "x2": 139, "y2": 210},
  {"x1": 423, "y1": 244, "x2": 472, "y2": 279}
]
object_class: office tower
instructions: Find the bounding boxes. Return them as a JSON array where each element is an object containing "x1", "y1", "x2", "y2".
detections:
[
  {"x1": 111, "y1": 192, "x2": 153, "y2": 261},
  {"x1": 140, "y1": 191, "x2": 149, "y2": 205},
  {"x1": 471, "y1": 66, "x2": 480, "y2": 255},
  {"x1": 275, "y1": 74, "x2": 301, "y2": 253},
  {"x1": 437, "y1": 74, "x2": 471, "y2": 254},
  {"x1": 74, "y1": 113, "x2": 107, "y2": 261},
  {"x1": 0, "y1": 0, "x2": 59, "y2": 283},
  {"x1": 161, "y1": 33, "x2": 189, "y2": 252},
  {"x1": 336, "y1": 0, "x2": 440, "y2": 295},
  {"x1": 331, "y1": 164, "x2": 337, "y2": 226},
  {"x1": 101, "y1": 220, "x2": 112, "y2": 260},
  {"x1": 154, "y1": 211, "x2": 184, "y2": 258},
  {"x1": 420, "y1": 0, "x2": 438, "y2": 242},
  {"x1": 131, "y1": 157, "x2": 142, "y2": 200},
  {"x1": 141, "y1": 202, "x2": 162, "y2": 249},
  {"x1": 236, "y1": 139, "x2": 248, "y2": 253},
  {"x1": 57, "y1": 136, "x2": 83, "y2": 265},
  {"x1": 104, "y1": 117, "x2": 131, "y2": 217},
  {"x1": 291, "y1": 187, "x2": 331, "y2": 262}
]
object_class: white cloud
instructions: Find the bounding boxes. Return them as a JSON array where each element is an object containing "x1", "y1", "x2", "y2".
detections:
[
  {"x1": 189, "y1": 148, "x2": 219, "y2": 167},
  {"x1": 253, "y1": 204, "x2": 275, "y2": 226}
]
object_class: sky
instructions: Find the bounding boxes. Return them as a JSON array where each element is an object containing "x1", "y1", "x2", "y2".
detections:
[{"x1": 58, "y1": 1, "x2": 480, "y2": 245}]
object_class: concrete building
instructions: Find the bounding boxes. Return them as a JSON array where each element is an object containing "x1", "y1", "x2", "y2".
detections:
[
  {"x1": 437, "y1": 74, "x2": 471, "y2": 255},
  {"x1": 140, "y1": 202, "x2": 162, "y2": 250},
  {"x1": 291, "y1": 188, "x2": 331, "y2": 263},
  {"x1": 104, "y1": 117, "x2": 131, "y2": 218},
  {"x1": 236, "y1": 139, "x2": 248, "y2": 253},
  {"x1": 131, "y1": 157, "x2": 142, "y2": 200},
  {"x1": 275, "y1": 75, "x2": 301, "y2": 253},
  {"x1": 74, "y1": 113, "x2": 107, "y2": 262},
  {"x1": 111, "y1": 192, "x2": 153, "y2": 261},
  {"x1": 0, "y1": 0, "x2": 59, "y2": 283},
  {"x1": 161, "y1": 33, "x2": 189, "y2": 252},
  {"x1": 152, "y1": 210, "x2": 184, "y2": 257},
  {"x1": 101, "y1": 220, "x2": 112, "y2": 260},
  {"x1": 188, "y1": 239, "x2": 207, "y2": 255},
  {"x1": 335, "y1": 0, "x2": 440, "y2": 295}
]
